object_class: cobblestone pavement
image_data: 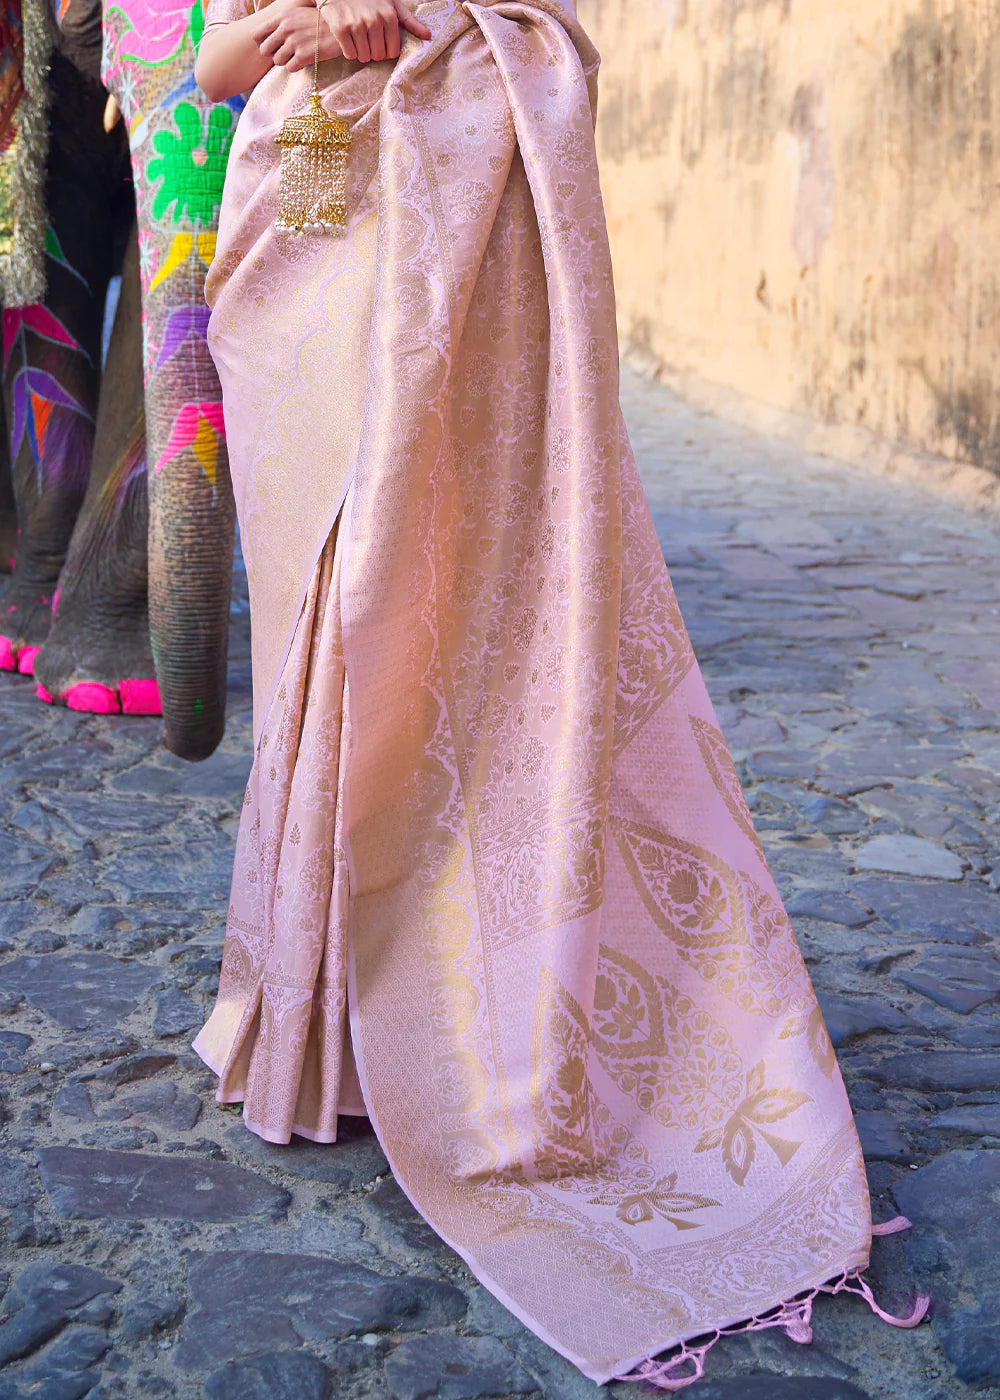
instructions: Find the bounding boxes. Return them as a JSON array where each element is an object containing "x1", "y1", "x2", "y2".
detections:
[{"x1": 1, "y1": 367, "x2": 998, "y2": 1400}]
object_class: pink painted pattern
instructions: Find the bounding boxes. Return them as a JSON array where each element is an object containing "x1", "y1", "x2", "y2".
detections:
[
  {"x1": 153, "y1": 400, "x2": 226, "y2": 475},
  {"x1": 104, "y1": 0, "x2": 194, "y2": 71},
  {"x1": 2, "y1": 306, "x2": 83, "y2": 369}
]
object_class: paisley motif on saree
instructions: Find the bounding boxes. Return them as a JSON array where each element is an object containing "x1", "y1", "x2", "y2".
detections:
[{"x1": 194, "y1": 0, "x2": 927, "y2": 1384}]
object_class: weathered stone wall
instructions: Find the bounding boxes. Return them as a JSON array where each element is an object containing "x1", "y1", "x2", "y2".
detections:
[{"x1": 581, "y1": 0, "x2": 1000, "y2": 479}]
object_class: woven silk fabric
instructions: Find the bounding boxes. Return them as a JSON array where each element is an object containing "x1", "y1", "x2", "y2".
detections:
[{"x1": 193, "y1": 0, "x2": 872, "y2": 1382}]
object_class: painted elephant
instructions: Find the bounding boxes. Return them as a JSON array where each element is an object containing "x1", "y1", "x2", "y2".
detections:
[{"x1": 0, "y1": 0, "x2": 240, "y2": 760}]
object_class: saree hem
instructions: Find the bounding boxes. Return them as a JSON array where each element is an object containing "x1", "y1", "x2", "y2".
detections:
[
  {"x1": 340, "y1": 943, "x2": 929, "y2": 1389},
  {"x1": 191, "y1": 1037, "x2": 369, "y2": 1145},
  {"x1": 611, "y1": 1242, "x2": 931, "y2": 1392}
]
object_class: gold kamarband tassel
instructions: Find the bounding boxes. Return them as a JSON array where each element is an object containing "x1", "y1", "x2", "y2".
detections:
[
  {"x1": 274, "y1": 4, "x2": 351, "y2": 235},
  {"x1": 275, "y1": 91, "x2": 350, "y2": 234}
]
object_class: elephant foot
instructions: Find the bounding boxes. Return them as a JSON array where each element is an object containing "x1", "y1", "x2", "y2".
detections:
[
  {"x1": 0, "y1": 637, "x2": 42, "y2": 674},
  {"x1": 35, "y1": 676, "x2": 161, "y2": 714},
  {"x1": 33, "y1": 602, "x2": 161, "y2": 716},
  {"x1": 0, "y1": 585, "x2": 55, "y2": 675}
]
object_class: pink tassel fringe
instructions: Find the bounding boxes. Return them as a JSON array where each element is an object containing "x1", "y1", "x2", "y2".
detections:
[{"x1": 615, "y1": 1217, "x2": 930, "y2": 1392}]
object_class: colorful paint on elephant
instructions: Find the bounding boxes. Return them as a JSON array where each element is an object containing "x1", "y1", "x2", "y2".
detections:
[
  {"x1": 3, "y1": 306, "x2": 93, "y2": 489},
  {"x1": 102, "y1": 0, "x2": 238, "y2": 472},
  {"x1": 44, "y1": 225, "x2": 89, "y2": 286},
  {"x1": 0, "y1": 0, "x2": 238, "y2": 748},
  {"x1": 0, "y1": 241, "x2": 98, "y2": 678},
  {"x1": 98, "y1": 0, "x2": 240, "y2": 753},
  {"x1": 106, "y1": 0, "x2": 207, "y2": 74}
]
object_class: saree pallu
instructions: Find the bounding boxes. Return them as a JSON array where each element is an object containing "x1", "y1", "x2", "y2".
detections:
[{"x1": 194, "y1": 0, "x2": 924, "y2": 1385}]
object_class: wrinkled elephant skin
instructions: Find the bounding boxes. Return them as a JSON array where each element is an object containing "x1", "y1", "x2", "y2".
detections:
[
  {"x1": 102, "y1": 0, "x2": 239, "y2": 758},
  {"x1": 0, "y1": 0, "x2": 237, "y2": 761},
  {"x1": 0, "y1": 25, "x2": 122, "y2": 682}
]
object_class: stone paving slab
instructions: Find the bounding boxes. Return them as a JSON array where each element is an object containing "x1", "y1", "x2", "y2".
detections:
[{"x1": 0, "y1": 368, "x2": 998, "y2": 1399}]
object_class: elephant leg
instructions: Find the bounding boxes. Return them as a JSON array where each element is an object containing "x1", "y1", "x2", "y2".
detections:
[
  {"x1": 33, "y1": 224, "x2": 157, "y2": 715},
  {"x1": 0, "y1": 47, "x2": 124, "y2": 676},
  {"x1": 145, "y1": 300, "x2": 235, "y2": 756},
  {"x1": 0, "y1": 393, "x2": 15, "y2": 572},
  {"x1": 102, "y1": 0, "x2": 241, "y2": 758}
]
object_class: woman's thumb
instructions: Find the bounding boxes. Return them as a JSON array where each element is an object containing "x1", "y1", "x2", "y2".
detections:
[{"x1": 394, "y1": 0, "x2": 432, "y2": 38}]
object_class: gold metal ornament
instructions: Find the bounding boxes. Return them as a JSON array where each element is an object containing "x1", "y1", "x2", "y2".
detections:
[{"x1": 275, "y1": 3, "x2": 351, "y2": 235}]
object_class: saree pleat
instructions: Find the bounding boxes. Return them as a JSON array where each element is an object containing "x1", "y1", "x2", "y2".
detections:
[
  {"x1": 195, "y1": 516, "x2": 365, "y2": 1139},
  {"x1": 194, "y1": 0, "x2": 885, "y2": 1384}
]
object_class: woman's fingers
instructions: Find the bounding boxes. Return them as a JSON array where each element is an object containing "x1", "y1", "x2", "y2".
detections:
[
  {"x1": 368, "y1": 19, "x2": 387, "y2": 61},
  {"x1": 383, "y1": 9, "x2": 400, "y2": 59},
  {"x1": 261, "y1": 0, "x2": 428, "y2": 68},
  {"x1": 394, "y1": 0, "x2": 431, "y2": 40},
  {"x1": 336, "y1": 25, "x2": 358, "y2": 59},
  {"x1": 328, "y1": 0, "x2": 430, "y2": 59},
  {"x1": 258, "y1": 8, "x2": 343, "y2": 66},
  {"x1": 350, "y1": 19, "x2": 371, "y2": 62},
  {"x1": 256, "y1": 24, "x2": 286, "y2": 59},
  {"x1": 284, "y1": 29, "x2": 344, "y2": 69},
  {"x1": 253, "y1": 8, "x2": 285, "y2": 50}
]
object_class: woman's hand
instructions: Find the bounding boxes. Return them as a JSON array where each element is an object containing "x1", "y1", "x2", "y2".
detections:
[
  {"x1": 196, "y1": 0, "x2": 314, "y2": 102},
  {"x1": 257, "y1": 0, "x2": 432, "y2": 68}
]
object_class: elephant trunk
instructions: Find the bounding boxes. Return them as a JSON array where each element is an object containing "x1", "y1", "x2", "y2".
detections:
[
  {"x1": 100, "y1": 16, "x2": 242, "y2": 760},
  {"x1": 147, "y1": 378, "x2": 234, "y2": 761}
]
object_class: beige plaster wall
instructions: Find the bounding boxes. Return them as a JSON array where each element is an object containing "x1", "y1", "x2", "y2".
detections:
[{"x1": 581, "y1": 0, "x2": 1000, "y2": 480}]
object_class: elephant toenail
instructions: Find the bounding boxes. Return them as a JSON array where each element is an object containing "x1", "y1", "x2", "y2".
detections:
[
  {"x1": 65, "y1": 682, "x2": 121, "y2": 714},
  {"x1": 120, "y1": 678, "x2": 163, "y2": 715}
]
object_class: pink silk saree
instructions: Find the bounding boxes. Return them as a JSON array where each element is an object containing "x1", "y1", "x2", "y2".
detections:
[{"x1": 193, "y1": 0, "x2": 927, "y2": 1386}]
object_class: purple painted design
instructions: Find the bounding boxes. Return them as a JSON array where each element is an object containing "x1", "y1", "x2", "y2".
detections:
[
  {"x1": 154, "y1": 304, "x2": 211, "y2": 370},
  {"x1": 10, "y1": 367, "x2": 92, "y2": 466}
]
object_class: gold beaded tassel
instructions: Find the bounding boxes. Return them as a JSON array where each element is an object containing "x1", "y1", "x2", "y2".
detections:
[{"x1": 275, "y1": 1, "x2": 351, "y2": 235}]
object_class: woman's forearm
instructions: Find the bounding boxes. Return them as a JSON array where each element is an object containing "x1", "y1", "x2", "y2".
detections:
[
  {"x1": 196, "y1": 1, "x2": 310, "y2": 102},
  {"x1": 196, "y1": 0, "x2": 431, "y2": 100}
]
